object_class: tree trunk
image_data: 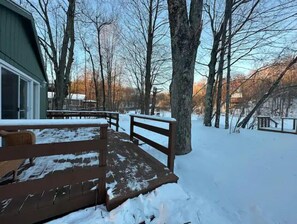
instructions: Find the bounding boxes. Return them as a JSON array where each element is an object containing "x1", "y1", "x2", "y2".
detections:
[
  {"x1": 144, "y1": 0, "x2": 154, "y2": 115},
  {"x1": 225, "y1": 4, "x2": 232, "y2": 129},
  {"x1": 238, "y1": 56, "x2": 297, "y2": 128},
  {"x1": 151, "y1": 87, "x2": 157, "y2": 115},
  {"x1": 215, "y1": 0, "x2": 231, "y2": 128},
  {"x1": 97, "y1": 27, "x2": 106, "y2": 111},
  {"x1": 52, "y1": 0, "x2": 75, "y2": 109},
  {"x1": 167, "y1": 0, "x2": 203, "y2": 155},
  {"x1": 204, "y1": 37, "x2": 220, "y2": 126}
]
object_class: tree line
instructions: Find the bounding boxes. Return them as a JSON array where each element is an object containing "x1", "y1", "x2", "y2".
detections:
[{"x1": 18, "y1": 0, "x2": 297, "y2": 155}]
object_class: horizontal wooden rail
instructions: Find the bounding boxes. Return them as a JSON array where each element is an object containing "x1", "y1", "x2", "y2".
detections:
[
  {"x1": 0, "y1": 121, "x2": 108, "y2": 222},
  {"x1": 130, "y1": 114, "x2": 176, "y2": 172},
  {"x1": 0, "y1": 139, "x2": 106, "y2": 162},
  {"x1": 47, "y1": 110, "x2": 119, "y2": 131},
  {"x1": 257, "y1": 116, "x2": 297, "y2": 135},
  {"x1": 0, "y1": 166, "x2": 105, "y2": 201}
]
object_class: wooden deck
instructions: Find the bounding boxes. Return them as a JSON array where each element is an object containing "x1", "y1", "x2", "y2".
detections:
[
  {"x1": 105, "y1": 130, "x2": 178, "y2": 211},
  {"x1": 0, "y1": 129, "x2": 178, "y2": 223}
]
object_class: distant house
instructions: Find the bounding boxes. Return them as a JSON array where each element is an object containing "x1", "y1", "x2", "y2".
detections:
[
  {"x1": 65, "y1": 93, "x2": 86, "y2": 110},
  {"x1": 48, "y1": 92, "x2": 96, "y2": 110},
  {"x1": 0, "y1": 0, "x2": 47, "y2": 119}
]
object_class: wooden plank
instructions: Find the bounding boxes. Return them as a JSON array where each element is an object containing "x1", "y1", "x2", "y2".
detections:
[
  {"x1": 106, "y1": 173, "x2": 178, "y2": 211},
  {"x1": 133, "y1": 121, "x2": 170, "y2": 136},
  {"x1": 133, "y1": 133, "x2": 168, "y2": 155},
  {"x1": 0, "y1": 191, "x2": 98, "y2": 224},
  {"x1": 130, "y1": 114, "x2": 175, "y2": 123},
  {"x1": 0, "y1": 139, "x2": 106, "y2": 162},
  {"x1": 0, "y1": 123, "x2": 108, "y2": 130},
  {"x1": 0, "y1": 166, "x2": 106, "y2": 200}
]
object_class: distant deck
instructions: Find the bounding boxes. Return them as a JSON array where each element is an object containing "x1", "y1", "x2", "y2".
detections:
[
  {"x1": 257, "y1": 116, "x2": 297, "y2": 135},
  {"x1": 0, "y1": 129, "x2": 178, "y2": 223}
]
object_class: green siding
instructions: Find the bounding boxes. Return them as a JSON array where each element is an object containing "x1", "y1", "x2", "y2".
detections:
[
  {"x1": 0, "y1": 3, "x2": 47, "y2": 118},
  {"x1": 0, "y1": 5, "x2": 45, "y2": 83}
]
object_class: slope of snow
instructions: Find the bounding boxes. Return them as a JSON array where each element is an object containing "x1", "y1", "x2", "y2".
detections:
[{"x1": 48, "y1": 114, "x2": 297, "y2": 224}]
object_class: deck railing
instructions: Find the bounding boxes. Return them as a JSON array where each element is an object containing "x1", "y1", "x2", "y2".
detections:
[
  {"x1": 257, "y1": 116, "x2": 297, "y2": 134},
  {"x1": 130, "y1": 114, "x2": 176, "y2": 172},
  {"x1": 0, "y1": 120, "x2": 108, "y2": 224},
  {"x1": 257, "y1": 116, "x2": 278, "y2": 130},
  {"x1": 281, "y1": 117, "x2": 297, "y2": 132},
  {"x1": 47, "y1": 110, "x2": 119, "y2": 131}
]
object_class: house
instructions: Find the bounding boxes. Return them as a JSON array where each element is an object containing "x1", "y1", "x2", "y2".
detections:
[
  {"x1": 0, "y1": 0, "x2": 47, "y2": 119},
  {"x1": 48, "y1": 92, "x2": 96, "y2": 110}
]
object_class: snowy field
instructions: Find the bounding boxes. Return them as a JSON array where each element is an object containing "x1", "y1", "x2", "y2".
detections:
[{"x1": 49, "y1": 114, "x2": 297, "y2": 224}]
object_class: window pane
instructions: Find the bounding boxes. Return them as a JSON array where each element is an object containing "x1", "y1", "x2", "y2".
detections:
[
  {"x1": 1, "y1": 68, "x2": 18, "y2": 119},
  {"x1": 20, "y1": 79, "x2": 28, "y2": 119}
]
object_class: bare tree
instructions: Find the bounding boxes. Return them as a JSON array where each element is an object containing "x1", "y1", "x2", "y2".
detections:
[
  {"x1": 122, "y1": 0, "x2": 169, "y2": 114},
  {"x1": 26, "y1": 0, "x2": 76, "y2": 109},
  {"x1": 167, "y1": 0, "x2": 203, "y2": 154},
  {"x1": 80, "y1": 0, "x2": 114, "y2": 111},
  {"x1": 238, "y1": 55, "x2": 297, "y2": 128},
  {"x1": 101, "y1": 23, "x2": 120, "y2": 110}
]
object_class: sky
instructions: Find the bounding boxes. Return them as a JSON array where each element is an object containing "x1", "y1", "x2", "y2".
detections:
[{"x1": 16, "y1": 0, "x2": 297, "y2": 88}]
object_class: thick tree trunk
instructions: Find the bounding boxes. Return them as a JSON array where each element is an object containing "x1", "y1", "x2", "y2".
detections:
[
  {"x1": 238, "y1": 56, "x2": 297, "y2": 128},
  {"x1": 52, "y1": 0, "x2": 75, "y2": 109},
  {"x1": 167, "y1": 0, "x2": 203, "y2": 155}
]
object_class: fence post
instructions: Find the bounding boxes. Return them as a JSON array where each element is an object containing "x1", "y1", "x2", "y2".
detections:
[
  {"x1": 257, "y1": 117, "x2": 260, "y2": 130},
  {"x1": 98, "y1": 125, "x2": 107, "y2": 204},
  {"x1": 130, "y1": 116, "x2": 134, "y2": 142},
  {"x1": 116, "y1": 113, "x2": 119, "y2": 132},
  {"x1": 293, "y1": 119, "x2": 296, "y2": 131},
  {"x1": 168, "y1": 121, "x2": 176, "y2": 172},
  {"x1": 281, "y1": 118, "x2": 284, "y2": 131}
]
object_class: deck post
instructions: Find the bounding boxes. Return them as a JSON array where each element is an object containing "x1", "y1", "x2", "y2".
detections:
[
  {"x1": 116, "y1": 114, "x2": 119, "y2": 132},
  {"x1": 98, "y1": 125, "x2": 107, "y2": 204},
  {"x1": 293, "y1": 119, "x2": 296, "y2": 131},
  {"x1": 257, "y1": 117, "x2": 260, "y2": 130},
  {"x1": 130, "y1": 116, "x2": 134, "y2": 142},
  {"x1": 168, "y1": 121, "x2": 176, "y2": 172},
  {"x1": 281, "y1": 118, "x2": 284, "y2": 131}
]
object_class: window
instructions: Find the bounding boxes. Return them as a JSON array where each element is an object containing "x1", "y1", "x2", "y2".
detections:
[{"x1": 0, "y1": 61, "x2": 40, "y2": 119}]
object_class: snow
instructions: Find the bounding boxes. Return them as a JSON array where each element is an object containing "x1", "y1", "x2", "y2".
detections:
[
  {"x1": 47, "y1": 114, "x2": 297, "y2": 223},
  {"x1": 47, "y1": 110, "x2": 119, "y2": 114},
  {"x1": 0, "y1": 119, "x2": 107, "y2": 126},
  {"x1": 18, "y1": 127, "x2": 100, "y2": 181},
  {"x1": 130, "y1": 113, "x2": 176, "y2": 122}
]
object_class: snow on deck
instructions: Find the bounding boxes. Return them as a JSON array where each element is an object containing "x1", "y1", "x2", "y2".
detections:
[{"x1": 0, "y1": 119, "x2": 107, "y2": 126}]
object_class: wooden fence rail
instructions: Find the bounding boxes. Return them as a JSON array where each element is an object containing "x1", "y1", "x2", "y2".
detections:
[
  {"x1": 130, "y1": 114, "x2": 176, "y2": 172},
  {"x1": 0, "y1": 120, "x2": 108, "y2": 224},
  {"x1": 47, "y1": 110, "x2": 119, "y2": 131},
  {"x1": 257, "y1": 116, "x2": 278, "y2": 130},
  {"x1": 257, "y1": 116, "x2": 297, "y2": 134}
]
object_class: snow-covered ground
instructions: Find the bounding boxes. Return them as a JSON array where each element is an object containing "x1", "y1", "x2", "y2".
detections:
[{"x1": 49, "y1": 114, "x2": 297, "y2": 224}]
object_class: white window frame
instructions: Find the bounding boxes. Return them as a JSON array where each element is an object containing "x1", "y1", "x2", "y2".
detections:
[{"x1": 0, "y1": 59, "x2": 40, "y2": 119}]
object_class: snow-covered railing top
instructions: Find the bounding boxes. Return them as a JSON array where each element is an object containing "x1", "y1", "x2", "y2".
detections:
[
  {"x1": 47, "y1": 110, "x2": 119, "y2": 115},
  {"x1": 46, "y1": 110, "x2": 119, "y2": 131},
  {"x1": 129, "y1": 114, "x2": 176, "y2": 172},
  {"x1": 130, "y1": 114, "x2": 176, "y2": 123},
  {"x1": 0, "y1": 119, "x2": 108, "y2": 130}
]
